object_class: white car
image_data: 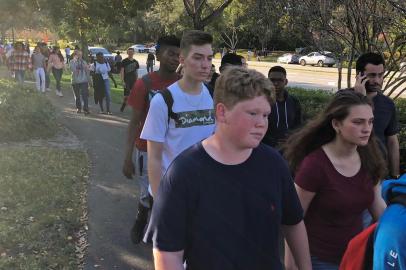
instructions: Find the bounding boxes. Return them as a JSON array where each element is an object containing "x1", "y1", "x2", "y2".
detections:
[
  {"x1": 130, "y1": 44, "x2": 148, "y2": 53},
  {"x1": 299, "y1": 51, "x2": 336, "y2": 67},
  {"x1": 277, "y1": 53, "x2": 300, "y2": 64}
]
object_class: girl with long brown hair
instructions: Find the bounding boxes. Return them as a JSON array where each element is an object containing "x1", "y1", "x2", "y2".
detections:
[{"x1": 284, "y1": 90, "x2": 387, "y2": 270}]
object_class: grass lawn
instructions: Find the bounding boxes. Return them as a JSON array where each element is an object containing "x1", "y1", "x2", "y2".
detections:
[{"x1": 0, "y1": 147, "x2": 88, "y2": 269}]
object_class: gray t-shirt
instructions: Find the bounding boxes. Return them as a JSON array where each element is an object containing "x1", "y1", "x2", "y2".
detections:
[{"x1": 32, "y1": 53, "x2": 46, "y2": 69}]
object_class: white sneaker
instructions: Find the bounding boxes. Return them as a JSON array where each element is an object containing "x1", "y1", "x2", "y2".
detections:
[
  {"x1": 46, "y1": 88, "x2": 51, "y2": 92},
  {"x1": 58, "y1": 91, "x2": 63, "y2": 97}
]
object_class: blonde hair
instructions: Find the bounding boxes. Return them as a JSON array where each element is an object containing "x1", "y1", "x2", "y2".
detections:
[{"x1": 214, "y1": 67, "x2": 274, "y2": 109}]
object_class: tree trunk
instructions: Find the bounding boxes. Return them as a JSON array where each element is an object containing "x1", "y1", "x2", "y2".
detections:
[
  {"x1": 337, "y1": 56, "x2": 343, "y2": 90},
  {"x1": 347, "y1": 46, "x2": 356, "y2": 88}
]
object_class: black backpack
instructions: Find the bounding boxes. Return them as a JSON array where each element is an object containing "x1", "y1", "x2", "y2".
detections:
[{"x1": 142, "y1": 73, "x2": 178, "y2": 123}]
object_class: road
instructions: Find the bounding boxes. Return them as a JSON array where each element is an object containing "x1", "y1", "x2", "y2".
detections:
[{"x1": 128, "y1": 52, "x2": 405, "y2": 97}]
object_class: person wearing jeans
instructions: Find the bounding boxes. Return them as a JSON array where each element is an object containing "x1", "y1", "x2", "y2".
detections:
[
  {"x1": 48, "y1": 46, "x2": 65, "y2": 97},
  {"x1": 31, "y1": 46, "x2": 46, "y2": 92},
  {"x1": 90, "y1": 52, "x2": 117, "y2": 115},
  {"x1": 8, "y1": 42, "x2": 31, "y2": 85},
  {"x1": 72, "y1": 83, "x2": 89, "y2": 112},
  {"x1": 69, "y1": 50, "x2": 91, "y2": 114}
]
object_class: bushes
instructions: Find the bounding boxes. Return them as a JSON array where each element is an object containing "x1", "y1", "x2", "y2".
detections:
[
  {"x1": 288, "y1": 87, "x2": 406, "y2": 173},
  {"x1": 288, "y1": 87, "x2": 333, "y2": 120},
  {"x1": 0, "y1": 79, "x2": 58, "y2": 142}
]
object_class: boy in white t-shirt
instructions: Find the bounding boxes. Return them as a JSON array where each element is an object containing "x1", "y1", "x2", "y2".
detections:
[{"x1": 140, "y1": 30, "x2": 216, "y2": 197}]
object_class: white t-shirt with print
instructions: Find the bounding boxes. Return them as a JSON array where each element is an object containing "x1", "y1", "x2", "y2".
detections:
[
  {"x1": 140, "y1": 81, "x2": 215, "y2": 174},
  {"x1": 90, "y1": 61, "x2": 111, "y2": 80}
]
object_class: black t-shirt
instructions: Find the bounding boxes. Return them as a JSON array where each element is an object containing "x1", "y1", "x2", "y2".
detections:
[
  {"x1": 372, "y1": 92, "x2": 399, "y2": 152},
  {"x1": 147, "y1": 53, "x2": 155, "y2": 63},
  {"x1": 145, "y1": 142, "x2": 303, "y2": 270},
  {"x1": 121, "y1": 58, "x2": 139, "y2": 83}
]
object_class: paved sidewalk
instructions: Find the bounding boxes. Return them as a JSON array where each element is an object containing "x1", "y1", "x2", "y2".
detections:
[{"x1": 46, "y1": 85, "x2": 154, "y2": 270}]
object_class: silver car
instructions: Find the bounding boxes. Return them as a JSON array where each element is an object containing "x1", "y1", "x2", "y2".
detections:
[
  {"x1": 130, "y1": 44, "x2": 148, "y2": 53},
  {"x1": 299, "y1": 51, "x2": 336, "y2": 67},
  {"x1": 277, "y1": 53, "x2": 300, "y2": 64}
]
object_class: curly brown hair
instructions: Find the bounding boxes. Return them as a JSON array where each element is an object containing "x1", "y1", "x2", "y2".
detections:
[{"x1": 283, "y1": 89, "x2": 387, "y2": 184}]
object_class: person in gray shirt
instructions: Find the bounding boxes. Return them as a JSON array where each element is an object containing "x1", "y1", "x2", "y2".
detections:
[
  {"x1": 31, "y1": 46, "x2": 46, "y2": 93},
  {"x1": 69, "y1": 50, "x2": 92, "y2": 114}
]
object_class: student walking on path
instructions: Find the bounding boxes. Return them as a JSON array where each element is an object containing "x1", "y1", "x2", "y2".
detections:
[
  {"x1": 146, "y1": 67, "x2": 312, "y2": 270},
  {"x1": 48, "y1": 46, "x2": 65, "y2": 97},
  {"x1": 69, "y1": 50, "x2": 91, "y2": 114},
  {"x1": 90, "y1": 52, "x2": 117, "y2": 115},
  {"x1": 119, "y1": 48, "x2": 139, "y2": 112},
  {"x1": 146, "y1": 52, "x2": 155, "y2": 73},
  {"x1": 31, "y1": 46, "x2": 47, "y2": 93},
  {"x1": 140, "y1": 30, "x2": 216, "y2": 198},
  {"x1": 122, "y1": 35, "x2": 181, "y2": 244},
  {"x1": 263, "y1": 66, "x2": 302, "y2": 149},
  {"x1": 8, "y1": 41, "x2": 31, "y2": 85},
  {"x1": 283, "y1": 90, "x2": 387, "y2": 269}
]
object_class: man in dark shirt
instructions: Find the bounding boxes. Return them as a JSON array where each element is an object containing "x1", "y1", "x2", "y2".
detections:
[
  {"x1": 263, "y1": 66, "x2": 302, "y2": 148},
  {"x1": 354, "y1": 52, "x2": 400, "y2": 178},
  {"x1": 146, "y1": 52, "x2": 155, "y2": 73},
  {"x1": 145, "y1": 67, "x2": 312, "y2": 270},
  {"x1": 120, "y1": 47, "x2": 140, "y2": 112}
]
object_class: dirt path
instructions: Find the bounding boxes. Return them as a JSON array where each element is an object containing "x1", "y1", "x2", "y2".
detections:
[{"x1": 45, "y1": 83, "x2": 154, "y2": 270}]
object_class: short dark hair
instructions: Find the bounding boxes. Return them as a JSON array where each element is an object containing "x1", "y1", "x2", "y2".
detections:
[
  {"x1": 180, "y1": 30, "x2": 212, "y2": 55},
  {"x1": 156, "y1": 35, "x2": 180, "y2": 54},
  {"x1": 268, "y1": 66, "x2": 287, "y2": 77},
  {"x1": 96, "y1": 52, "x2": 103, "y2": 56},
  {"x1": 220, "y1": 53, "x2": 242, "y2": 72},
  {"x1": 127, "y1": 47, "x2": 134, "y2": 52},
  {"x1": 356, "y1": 52, "x2": 385, "y2": 73}
]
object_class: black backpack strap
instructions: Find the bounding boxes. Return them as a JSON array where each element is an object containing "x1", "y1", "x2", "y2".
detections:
[
  {"x1": 389, "y1": 194, "x2": 406, "y2": 206},
  {"x1": 159, "y1": 88, "x2": 178, "y2": 123},
  {"x1": 364, "y1": 231, "x2": 375, "y2": 270}
]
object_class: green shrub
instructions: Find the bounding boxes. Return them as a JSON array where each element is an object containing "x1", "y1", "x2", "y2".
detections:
[
  {"x1": 0, "y1": 79, "x2": 58, "y2": 142},
  {"x1": 288, "y1": 87, "x2": 333, "y2": 120}
]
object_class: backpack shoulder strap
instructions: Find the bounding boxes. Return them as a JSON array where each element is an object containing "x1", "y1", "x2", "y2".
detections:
[
  {"x1": 389, "y1": 194, "x2": 406, "y2": 207},
  {"x1": 159, "y1": 88, "x2": 178, "y2": 123}
]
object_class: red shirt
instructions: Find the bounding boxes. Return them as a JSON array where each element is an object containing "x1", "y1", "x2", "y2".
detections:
[
  {"x1": 295, "y1": 148, "x2": 374, "y2": 264},
  {"x1": 127, "y1": 72, "x2": 179, "y2": 152}
]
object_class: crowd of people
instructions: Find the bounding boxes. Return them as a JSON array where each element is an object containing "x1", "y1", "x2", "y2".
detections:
[
  {"x1": 1, "y1": 30, "x2": 404, "y2": 269},
  {"x1": 120, "y1": 30, "x2": 404, "y2": 270}
]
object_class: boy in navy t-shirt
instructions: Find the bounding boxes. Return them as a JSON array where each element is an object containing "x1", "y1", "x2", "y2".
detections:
[{"x1": 145, "y1": 67, "x2": 312, "y2": 270}]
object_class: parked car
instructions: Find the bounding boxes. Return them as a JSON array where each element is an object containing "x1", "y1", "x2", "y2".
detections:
[
  {"x1": 277, "y1": 53, "x2": 300, "y2": 64},
  {"x1": 130, "y1": 44, "x2": 148, "y2": 53},
  {"x1": 299, "y1": 51, "x2": 336, "y2": 67},
  {"x1": 88, "y1": 47, "x2": 115, "y2": 63}
]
